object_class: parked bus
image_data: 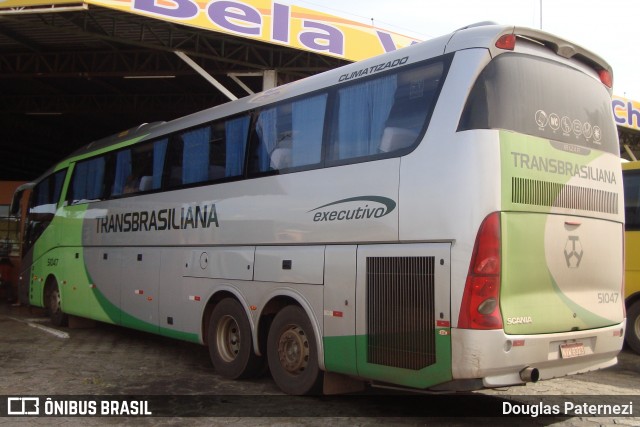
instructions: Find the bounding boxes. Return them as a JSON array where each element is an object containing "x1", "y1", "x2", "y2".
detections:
[
  {"x1": 13, "y1": 23, "x2": 624, "y2": 395},
  {"x1": 622, "y1": 161, "x2": 640, "y2": 353}
]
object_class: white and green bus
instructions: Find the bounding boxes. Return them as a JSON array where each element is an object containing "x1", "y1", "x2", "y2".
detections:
[{"x1": 13, "y1": 23, "x2": 625, "y2": 395}]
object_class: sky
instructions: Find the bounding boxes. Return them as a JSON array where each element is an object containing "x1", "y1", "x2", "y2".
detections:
[{"x1": 288, "y1": 0, "x2": 638, "y2": 101}]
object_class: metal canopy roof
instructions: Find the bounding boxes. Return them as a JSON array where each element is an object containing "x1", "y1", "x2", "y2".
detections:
[{"x1": 0, "y1": 4, "x2": 350, "y2": 180}]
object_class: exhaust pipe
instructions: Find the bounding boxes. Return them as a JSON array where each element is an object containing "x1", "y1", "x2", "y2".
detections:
[{"x1": 519, "y1": 367, "x2": 540, "y2": 383}]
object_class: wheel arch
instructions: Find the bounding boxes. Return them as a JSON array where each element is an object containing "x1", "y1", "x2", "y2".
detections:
[{"x1": 626, "y1": 291, "x2": 640, "y2": 309}]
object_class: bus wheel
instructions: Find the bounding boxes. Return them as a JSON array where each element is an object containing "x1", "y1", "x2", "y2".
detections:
[
  {"x1": 47, "y1": 280, "x2": 68, "y2": 327},
  {"x1": 267, "y1": 305, "x2": 323, "y2": 395},
  {"x1": 208, "y1": 298, "x2": 263, "y2": 379},
  {"x1": 626, "y1": 301, "x2": 640, "y2": 354}
]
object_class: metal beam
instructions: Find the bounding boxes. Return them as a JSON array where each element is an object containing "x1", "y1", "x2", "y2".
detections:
[
  {"x1": 228, "y1": 73, "x2": 256, "y2": 95},
  {"x1": 624, "y1": 144, "x2": 637, "y2": 161},
  {"x1": 175, "y1": 51, "x2": 237, "y2": 101}
]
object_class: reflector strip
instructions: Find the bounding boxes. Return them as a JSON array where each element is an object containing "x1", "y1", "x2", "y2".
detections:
[
  {"x1": 189, "y1": 295, "x2": 201, "y2": 302},
  {"x1": 436, "y1": 320, "x2": 450, "y2": 327},
  {"x1": 323, "y1": 310, "x2": 343, "y2": 317},
  {"x1": 135, "y1": 289, "x2": 144, "y2": 295}
]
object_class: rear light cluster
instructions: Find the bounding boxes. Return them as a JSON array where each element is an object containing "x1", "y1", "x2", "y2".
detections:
[
  {"x1": 598, "y1": 69, "x2": 613, "y2": 88},
  {"x1": 495, "y1": 34, "x2": 516, "y2": 51},
  {"x1": 458, "y1": 212, "x2": 503, "y2": 330}
]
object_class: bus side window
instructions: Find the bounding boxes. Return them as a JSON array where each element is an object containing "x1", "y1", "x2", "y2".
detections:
[
  {"x1": 380, "y1": 64, "x2": 439, "y2": 153},
  {"x1": 290, "y1": 94, "x2": 326, "y2": 169},
  {"x1": 164, "y1": 135, "x2": 184, "y2": 189},
  {"x1": 68, "y1": 156, "x2": 106, "y2": 204},
  {"x1": 328, "y1": 61, "x2": 443, "y2": 162},
  {"x1": 182, "y1": 126, "x2": 211, "y2": 185},
  {"x1": 122, "y1": 140, "x2": 166, "y2": 194},
  {"x1": 222, "y1": 115, "x2": 249, "y2": 178},
  {"x1": 328, "y1": 74, "x2": 397, "y2": 162},
  {"x1": 112, "y1": 149, "x2": 133, "y2": 196},
  {"x1": 25, "y1": 169, "x2": 66, "y2": 252},
  {"x1": 249, "y1": 94, "x2": 326, "y2": 174}
]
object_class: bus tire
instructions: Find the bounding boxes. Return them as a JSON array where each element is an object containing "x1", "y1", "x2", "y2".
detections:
[
  {"x1": 47, "y1": 280, "x2": 68, "y2": 327},
  {"x1": 626, "y1": 301, "x2": 640, "y2": 354},
  {"x1": 267, "y1": 305, "x2": 323, "y2": 395},
  {"x1": 207, "y1": 298, "x2": 263, "y2": 379}
]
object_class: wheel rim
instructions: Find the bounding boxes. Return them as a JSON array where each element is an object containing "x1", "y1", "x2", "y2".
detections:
[
  {"x1": 634, "y1": 315, "x2": 640, "y2": 338},
  {"x1": 216, "y1": 315, "x2": 241, "y2": 363},
  {"x1": 277, "y1": 324, "x2": 309, "y2": 375}
]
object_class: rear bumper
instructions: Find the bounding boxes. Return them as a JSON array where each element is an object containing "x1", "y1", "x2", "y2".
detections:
[{"x1": 451, "y1": 322, "x2": 625, "y2": 387}]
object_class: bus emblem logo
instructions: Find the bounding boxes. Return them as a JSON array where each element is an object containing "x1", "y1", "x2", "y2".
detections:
[
  {"x1": 564, "y1": 236, "x2": 583, "y2": 268},
  {"x1": 309, "y1": 196, "x2": 396, "y2": 222}
]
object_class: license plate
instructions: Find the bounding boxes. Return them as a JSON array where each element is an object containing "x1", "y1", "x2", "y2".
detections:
[{"x1": 560, "y1": 342, "x2": 585, "y2": 359}]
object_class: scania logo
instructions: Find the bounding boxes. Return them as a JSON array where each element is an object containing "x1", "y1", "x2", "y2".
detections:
[
  {"x1": 309, "y1": 196, "x2": 396, "y2": 222},
  {"x1": 564, "y1": 236, "x2": 583, "y2": 268},
  {"x1": 506, "y1": 316, "x2": 533, "y2": 325}
]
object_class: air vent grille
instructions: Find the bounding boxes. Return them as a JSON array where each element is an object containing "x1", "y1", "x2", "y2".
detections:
[
  {"x1": 366, "y1": 256, "x2": 436, "y2": 370},
  {"x1": 512, "y1": 177, "x2": 618, "y2": 214}
]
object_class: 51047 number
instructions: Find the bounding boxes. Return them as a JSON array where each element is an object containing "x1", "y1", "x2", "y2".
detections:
[{"x1": 597, "y1": 292, "x2": 619, "y2": 304}]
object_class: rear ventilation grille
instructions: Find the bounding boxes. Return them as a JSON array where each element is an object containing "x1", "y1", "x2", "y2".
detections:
[
  {"x1": 512, "y1": 177, "x2": 618, "y2": 214},
  {"x1": 366, "y1": 256, "x2": 436, "y2": 370}
]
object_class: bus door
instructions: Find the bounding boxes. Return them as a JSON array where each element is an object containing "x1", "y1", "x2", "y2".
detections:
[{"x1": 355, "y1": 243, "x2": 452, "y2": 388}]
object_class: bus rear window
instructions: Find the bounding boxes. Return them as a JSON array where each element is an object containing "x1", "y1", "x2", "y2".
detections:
[{"x1": 459, "y1": 53, "x2": 618, "y2": 155}]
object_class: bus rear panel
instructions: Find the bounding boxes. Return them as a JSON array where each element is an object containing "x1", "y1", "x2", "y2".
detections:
[{"x1": 447, "y1": 28, "x2": 624, "y2": 387}]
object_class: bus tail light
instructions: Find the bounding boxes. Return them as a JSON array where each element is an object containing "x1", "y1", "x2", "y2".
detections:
[
  {"x1": 458, "y1": 212, "x2": 503, "y2": 330},
  {"x1": 495, "y1": 34, "x2": 516, "y2": 50},
  {"x1": 598, "y1": 69, "x2": 613, "y2": 88}
]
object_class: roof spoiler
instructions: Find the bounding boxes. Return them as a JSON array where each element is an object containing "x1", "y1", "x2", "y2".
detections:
[
  {"x1": 513, "y1": 26, "x2": 612, "y2": 72},
  {"x1": 446, "y1": 23, "x2": 614, "y2": 91}
]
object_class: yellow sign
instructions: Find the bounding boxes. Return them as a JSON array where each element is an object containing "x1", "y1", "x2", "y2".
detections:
[
  {"x1": 0, "y1": 0, "x2": 420, "y2": 61},
  {"x1": 613, "y1": 96, "x2": 640, "y2": 131},
  {"x1": 86, "y1": 0, "x2": 420, "y2": 61}
]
